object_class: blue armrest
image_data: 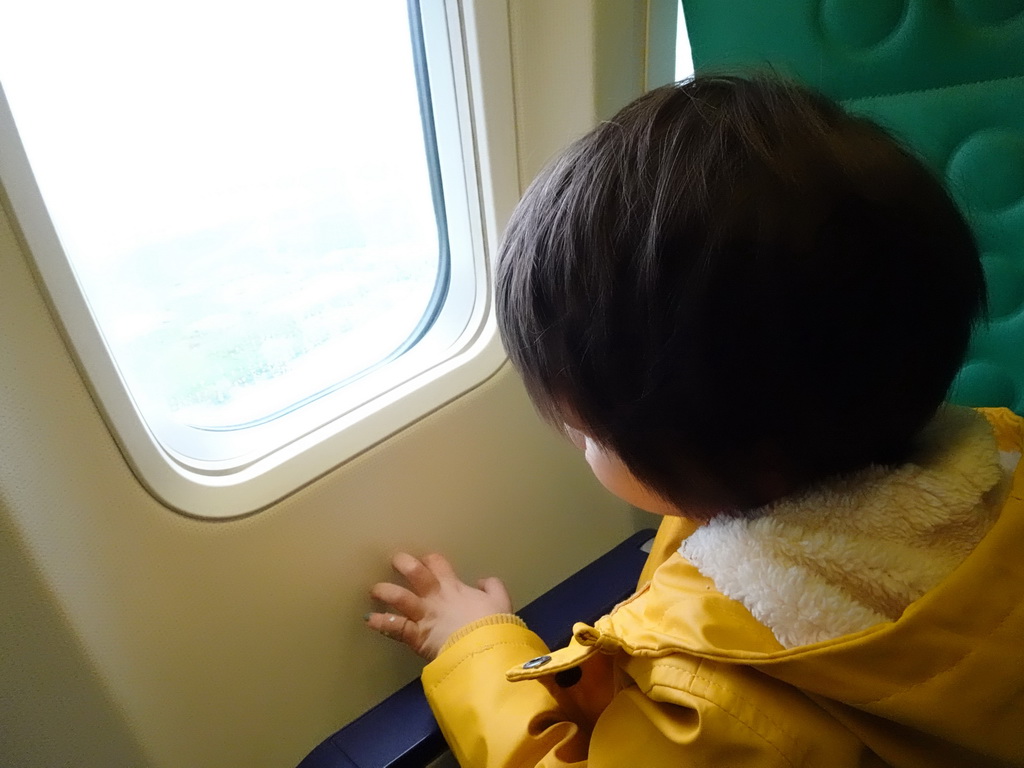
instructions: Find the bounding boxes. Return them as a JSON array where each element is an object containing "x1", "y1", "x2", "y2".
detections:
[{"x1": 297, "y1": 529, "x2": 656, "y2": 768}]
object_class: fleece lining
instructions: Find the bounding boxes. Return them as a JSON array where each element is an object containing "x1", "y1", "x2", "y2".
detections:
[{"x1": 680, "y1": 407, "x2": 1016, "y2": 649}]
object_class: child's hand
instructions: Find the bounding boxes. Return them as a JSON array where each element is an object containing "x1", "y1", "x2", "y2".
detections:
[{"x1": 366, "y1": 552, "x2": 512, "y2": 661}]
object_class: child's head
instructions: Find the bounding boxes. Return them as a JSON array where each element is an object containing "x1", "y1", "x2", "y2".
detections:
[{"x1": 496, "y1": 74, "x2": 987, "y2": 518}]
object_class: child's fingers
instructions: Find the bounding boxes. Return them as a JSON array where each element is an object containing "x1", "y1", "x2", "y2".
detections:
[
  {"x1": 364, "y1": 611, "x2": 417, "y2": 645},
  {"x1": 369, "y1": 581, "x2": 426, "y2": 621},
  {"x1": 391, "y1": 552, "x2": 441, "y2": 595},
  {"x1": 477, "y1": 576, "x2": 513, "y2": 611},
  {"x1": 420, "y1": 552, "x2": 459, "y2": 580}
]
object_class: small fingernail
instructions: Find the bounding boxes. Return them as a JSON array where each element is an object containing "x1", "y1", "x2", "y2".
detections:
[{"x1": 362, "y1": 613, "x2": 372, "y2": 622}]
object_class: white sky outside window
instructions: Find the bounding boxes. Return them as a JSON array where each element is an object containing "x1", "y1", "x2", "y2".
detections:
[{"x1": 0, "y1": 1, "x2": 441, "y2": 432}]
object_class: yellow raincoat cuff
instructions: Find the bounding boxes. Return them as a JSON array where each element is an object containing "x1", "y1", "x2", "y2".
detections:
[{"x1": 438, "y1": 613, "x2": 528, "y2": 654}]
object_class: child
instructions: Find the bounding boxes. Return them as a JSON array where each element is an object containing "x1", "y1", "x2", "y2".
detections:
[{"x1": 365, "y1": 75, "x2": 1024, "y2": 767}]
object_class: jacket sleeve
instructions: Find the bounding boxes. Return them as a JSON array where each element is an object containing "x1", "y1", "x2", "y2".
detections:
[
  {"x1": 422, "y1": 620, "x2": 591, "y2": 768},
  {"x1": 421, "y1": 618, "x2": 806, "y2": 768}
]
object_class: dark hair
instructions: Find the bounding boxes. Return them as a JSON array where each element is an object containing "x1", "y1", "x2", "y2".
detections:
[{"x1": 496, "y1": 74, "x2": 986, "y2": 516}]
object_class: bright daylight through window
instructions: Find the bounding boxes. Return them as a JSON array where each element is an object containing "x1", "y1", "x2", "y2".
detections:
[{"x1": 0, "y1": 1, "x2": 447, "y2": 448}]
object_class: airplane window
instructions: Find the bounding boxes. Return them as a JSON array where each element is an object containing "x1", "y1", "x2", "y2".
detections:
[
  {"x1": 0, "y1": 0, "x2": 501, "y2": 516},
  {"x1": 2, "y1": 0, "x2": 444, "y2": 429}
]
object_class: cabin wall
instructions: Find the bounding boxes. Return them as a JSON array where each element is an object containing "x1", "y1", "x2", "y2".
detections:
[{"x1": 0, "y1": 2, "x2": 658, "y2": 767}]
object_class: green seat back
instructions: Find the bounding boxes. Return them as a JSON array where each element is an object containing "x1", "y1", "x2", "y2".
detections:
[{"x1": 681, "y1": 0, "x2": 1024, "y2": 413}]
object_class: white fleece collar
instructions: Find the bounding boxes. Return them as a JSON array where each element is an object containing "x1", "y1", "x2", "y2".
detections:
[{"x1": 679, "y1": 407, "x2": 1014, "y2": 649}]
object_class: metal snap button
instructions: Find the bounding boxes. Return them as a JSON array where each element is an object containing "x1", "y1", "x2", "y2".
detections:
[{"x1": 522, "y1": 655, "x2": 552, "y2": 669}]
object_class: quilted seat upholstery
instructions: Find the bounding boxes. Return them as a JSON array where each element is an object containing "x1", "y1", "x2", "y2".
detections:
[{"x1": 681, "y1": 0, "x2": 1024, "y2": 412}]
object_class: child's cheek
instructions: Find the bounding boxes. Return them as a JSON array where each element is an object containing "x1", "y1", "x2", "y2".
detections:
[
  {"x1": 582, "y1": 436, "x2": 604, "y2": 471},
  {"x1": 583, "y1": 438, "x2": 681, "y2": 517},
  {"x1": 584, "y1": 439, "x2": 633, "y2": 498}
]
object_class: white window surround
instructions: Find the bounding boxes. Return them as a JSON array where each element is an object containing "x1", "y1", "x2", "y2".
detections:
[{"x1": 0, "y1": 0, "x2": 517, "y2": 519}]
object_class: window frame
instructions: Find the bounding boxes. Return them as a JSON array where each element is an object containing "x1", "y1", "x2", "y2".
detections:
[{"x1": 0, "y1": 0, "x2": 514, "y2": 518}]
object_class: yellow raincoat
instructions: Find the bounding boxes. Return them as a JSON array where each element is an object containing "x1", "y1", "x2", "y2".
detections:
[{"x1": 423, "y1": 408, "x2": 1024, "y2": 767}]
